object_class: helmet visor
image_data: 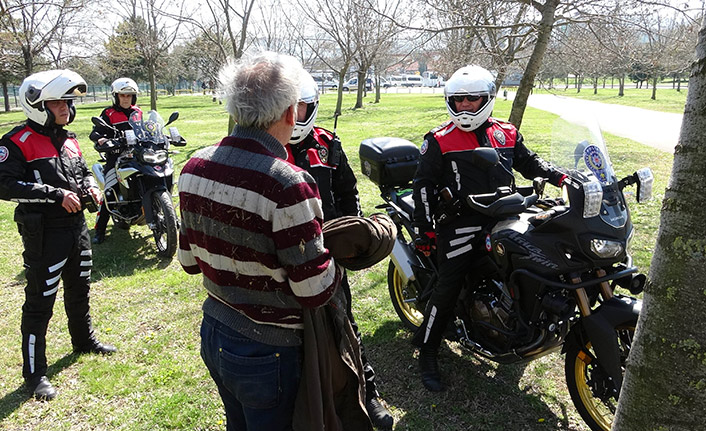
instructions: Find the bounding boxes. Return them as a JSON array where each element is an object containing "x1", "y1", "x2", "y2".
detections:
[
  {"x1": 296, "y1": 101, "x2": 318, "y2": 124},
  {"x1": 447, "y1": 94, "x2": 490, "y2": 115}
]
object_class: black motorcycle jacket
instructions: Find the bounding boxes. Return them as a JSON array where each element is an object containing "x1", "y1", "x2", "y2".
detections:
[
  {"x1": 89, "y1": 105, "x2": 142, "y2": 143},
  {"x1": 286, "y1": 126, "x2": 361, "y2": 221},
  {"x1": 0, "y1": 120, "x2": 96, "y2": 220},
  {"x1": 413, "y1": 118, "x2": 565, "y2": 230}
]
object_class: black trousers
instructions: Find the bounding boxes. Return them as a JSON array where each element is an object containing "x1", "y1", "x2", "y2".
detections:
[
  {"x1": 340, "y1": 271, "x2": 379, "y2": 401},
  {"x1": 19, "y1": 217, "x2": 95, "y2": 380},
  {"x1": 412, "y1": 218, "x2": 487, "y2": 351}
]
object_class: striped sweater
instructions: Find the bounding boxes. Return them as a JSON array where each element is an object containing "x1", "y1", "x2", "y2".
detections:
[{"x1": 178, "y1": 126, "x2": 340, "y2": 346}]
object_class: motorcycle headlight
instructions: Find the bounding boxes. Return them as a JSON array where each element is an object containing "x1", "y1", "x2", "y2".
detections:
[
  {"x1": 141, "y1": 149, "x2": 168, "y2": 164},
  {"x1": 590, "y1": 238, "x2": 623, "y2": 258},
  {"x1": 583, "y1": 181, "x2": 603, "y2": 218}
]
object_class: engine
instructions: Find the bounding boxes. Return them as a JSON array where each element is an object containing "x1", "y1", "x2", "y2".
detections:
[{"x1": 461, "y1": 279, "x2": 516, "y2": 347}]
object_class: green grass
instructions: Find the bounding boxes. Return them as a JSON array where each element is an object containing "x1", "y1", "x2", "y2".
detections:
[
  {"x1": 0, "y1": 93, "x2": 672, "y2": 430},
  {"x1": 532, "y1": 85, "x2": 689, "y2": 114}
]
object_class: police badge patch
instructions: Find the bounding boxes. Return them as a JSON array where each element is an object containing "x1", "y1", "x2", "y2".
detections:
[
  {"x1": 0, "y1": 146, "x2": 9, "y2": 163},
  {"x1": 420, "y1": 139, "x2": 429, "y2": 155},
  {"x1": 493, "y1": 130, "x2": 506, "y2": 146},
  {"x1": 318, "y1": 146, "x2": 329, "y2": 163}
]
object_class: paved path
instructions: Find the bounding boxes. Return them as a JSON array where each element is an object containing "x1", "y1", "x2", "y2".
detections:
[{"x1": 510, "y1": 92, "x2": 683, "y2": 153}]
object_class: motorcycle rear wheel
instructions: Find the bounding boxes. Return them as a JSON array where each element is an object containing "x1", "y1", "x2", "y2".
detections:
[
  {"x1": 564, "y1": 327, "x2": 635, "y2": 431},
  {"x1": 151, "y1": 190, "x2": 178, "y2": 258},
  {"x1": 387, "y1": 261, "x2": 425, "y2": 331}
]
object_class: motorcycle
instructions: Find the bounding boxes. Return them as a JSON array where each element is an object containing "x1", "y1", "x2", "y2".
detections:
[
  {"x1": 359, "y1": 114, "x2": 654, "y2": 431},
  {"x1": 91, "y1": 110, "x2": 186, "y2": 258}
]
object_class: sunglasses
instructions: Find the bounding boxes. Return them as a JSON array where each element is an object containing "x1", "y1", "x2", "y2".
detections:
[{"x1": 450, "y1": 95, "x2": 482, "y2": 103}]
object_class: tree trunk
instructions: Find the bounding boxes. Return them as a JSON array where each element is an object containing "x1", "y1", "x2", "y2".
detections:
[
  {"x1": 618, "y1": 76, "x2": 625, "y2": 97},
  {"x1": 149, "y1": 61, "x2": 157, "y2": 110},
  {"x1": 355, "y1": 70, "x2": 365, "y2": 109},
  {"x1": 374, "y1": 75, "x2": 380, "y2": 104},
  {"x1": 651, "y1": 76, "x2": 657, "y2": 100},
  {"x1": 334, "y1": 69, "x2": 347, "y2": 117},
  {"x1": 508, "y1": 0, "x2": 560, "y2": 129},
  {"x1": 2, "y1": 80, "x2": 9, "y2": 112},
  {"x1": 613, "y1": 18, "x2": 706, "y2": 430}
]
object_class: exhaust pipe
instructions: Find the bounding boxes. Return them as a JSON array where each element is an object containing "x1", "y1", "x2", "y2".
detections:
[{"x1": 388, "y1": 237, "x2": 420, "y2": 284}]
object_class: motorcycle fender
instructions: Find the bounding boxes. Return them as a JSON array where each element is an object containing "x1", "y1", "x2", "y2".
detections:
[
  {"x1": 141, "y1": 186, "x2": 168, "y2": 225},
  {"x1": 568, "y1": 295, "x2": 641, "y2": 392},
  {"x1": 389, "y1": 237, "x2": 420, "y2": 284},
  {"x1": 92, "y1": 164, "x2": 105, "y2": 189}
]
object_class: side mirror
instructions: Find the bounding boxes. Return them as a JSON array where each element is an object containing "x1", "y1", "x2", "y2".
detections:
[
  {"x1": 533, "y1": 177, "x2": 546, "y2": 197},
  {"x1": 91, "y1": 116, "x2": 112, "y2": 129},
  {"x1": 471, "y1": 147, "x2": 499, "y2": 170},
  {"x1": 165, "y1": 111, "x2": 179, "y2": 126}
]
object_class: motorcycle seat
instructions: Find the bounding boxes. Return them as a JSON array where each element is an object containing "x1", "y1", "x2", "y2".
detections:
[{"x1": 390, "y1": 189, "x2": 415, "y2": 217}]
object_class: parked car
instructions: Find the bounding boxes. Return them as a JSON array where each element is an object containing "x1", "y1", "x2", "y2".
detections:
[
  {"x1": 313, "y1": 76, "x2": 338, "y2": 90},
  {"x1": 342, "y1": 77, "x2": 373, "y2": 91}
]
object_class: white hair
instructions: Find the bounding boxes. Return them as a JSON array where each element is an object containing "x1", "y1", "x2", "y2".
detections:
[{"x1": 219, "y1": 51, "x2": 303, "y2": 130}]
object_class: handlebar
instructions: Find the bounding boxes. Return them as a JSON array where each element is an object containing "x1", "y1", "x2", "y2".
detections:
[{"x1": 465, "y1": 187, "x2": 538, "y2": 218}]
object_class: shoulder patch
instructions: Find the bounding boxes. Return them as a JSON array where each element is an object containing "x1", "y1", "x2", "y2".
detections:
[
  {"x1": 0, "y1": 146, "x2": 8, "y2": 163},
  {"x1": 493, "y1": 129, "x2": 506, "y2": 146}
]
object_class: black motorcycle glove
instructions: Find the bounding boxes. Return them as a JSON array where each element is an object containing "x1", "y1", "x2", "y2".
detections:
[{"x1": 414, "y1": 231, "x2": 436, "y2": 256}]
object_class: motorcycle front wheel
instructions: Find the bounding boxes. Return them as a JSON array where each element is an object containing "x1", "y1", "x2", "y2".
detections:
[
  {"x1": 151, "y1": 190, "x2": 178, "y2": 258},
  {"x1": 564, "y1": 326, "x2": 635, "y2": 431},
  {"x1": 387, "y1": 261, "x2": 425, "y2": 331}
]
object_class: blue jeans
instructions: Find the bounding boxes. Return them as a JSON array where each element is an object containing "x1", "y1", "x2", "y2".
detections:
[{"x1": 200, "y1": 315, "x2": 302, "y2": 431}]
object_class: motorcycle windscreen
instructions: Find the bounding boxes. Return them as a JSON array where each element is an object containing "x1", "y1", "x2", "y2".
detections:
[
  {"x1": 549, "y1": 114, "x2": 627, "y2": 228},
  {"x1": 129, "y1": 110, "x2": 166, "y2": 143}
]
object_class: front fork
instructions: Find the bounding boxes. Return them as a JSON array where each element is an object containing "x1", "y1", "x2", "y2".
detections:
[{"x1": 570, "y1": 269, "x2": 639, "y2": 397}]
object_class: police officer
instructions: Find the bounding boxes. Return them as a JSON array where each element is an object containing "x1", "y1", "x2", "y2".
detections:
[
  {"x1": 89, "y1": 77, "x2": 142, "y2": 244},
  {"x1": 287, "y1": 71, "x2": 394, "y2": 430},
  {"x1": 0, "y1": 69, "x2": 117, "y2": 401},
  {"x1": 411, "y1": 65, "x2": 565, "y2": 392}
]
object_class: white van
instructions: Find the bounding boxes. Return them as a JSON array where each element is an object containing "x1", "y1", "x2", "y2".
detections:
[{"x1": 402, "y1": 75, "x2": 423, "y2": 87}]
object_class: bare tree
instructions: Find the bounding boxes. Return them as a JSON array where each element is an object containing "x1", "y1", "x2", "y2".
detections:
[
  {"x1": 295, "y1": 0, "x2": 359, "y2": 116},
  {"x1": 612, "y1": 14, "x2": 706, "y2": 431},
  {"x1": 351, "y1": 0, "x2": 407, "y2": 108},
  {"x1": 0, "y1": 0, "x2": 88, "y2": 75},
  {"x1": 114, "y1": 0, "x2": 185, "y2": 110}
]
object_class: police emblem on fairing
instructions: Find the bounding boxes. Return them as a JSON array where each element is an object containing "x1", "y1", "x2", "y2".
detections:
[
  {"x1": 420, "y1": 140, "x2": 428, "y2": 155},
  {"x1": 493, "y1": 130, "x2": 506, "y2": 146},
  {"x1": 0, "y1": 146, "x2": 8, "y2": 163},
  {"x1": 583, "y1": 145, "x2": 609, "y2": 184},
  {"x1": 318, "y1": 146, "x2": 329, "y2": 163}
]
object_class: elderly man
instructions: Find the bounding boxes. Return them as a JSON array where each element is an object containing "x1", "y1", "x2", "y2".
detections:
[{"x1": 177, "y1": 52, "x2": 341, "y2": 431}]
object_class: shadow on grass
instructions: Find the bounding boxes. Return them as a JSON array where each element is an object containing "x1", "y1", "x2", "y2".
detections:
[
  {"x1": 88, "y1": 225, "x2": 174, "y2": 281},
  {"x1": 0, "y1": 353, "x2": 78, "y2": 422},
  {"x1": 365, "y1": 320, "x2": 577, "y2": 431}
]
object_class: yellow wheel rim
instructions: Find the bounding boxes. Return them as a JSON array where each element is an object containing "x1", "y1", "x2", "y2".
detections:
[
  {"x1": 573, "y1": 342, "x2": 614, "y2": 431},
  {"x1": 391, "y1": 266, "x2": 424, "y2": 328}
]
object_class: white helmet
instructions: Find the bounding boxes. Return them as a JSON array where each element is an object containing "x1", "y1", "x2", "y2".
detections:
[
  {"x1": 444, "y1": 65, "x2": 496, "y2": 132},
  {"x1": 111, "y1": 77, "x2": 139, "y2": 106},
  {"x1": 289, "y1": 71, "x2": 319, "y2": 144},
  {"x1": 19, "y1": 69, "x2": 87, "y2": 127}
]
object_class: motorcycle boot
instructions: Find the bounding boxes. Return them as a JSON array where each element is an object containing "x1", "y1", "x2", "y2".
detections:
[
  {"x1": 73, "y1": 336, "x2": 117, "y2": 355},
  {"x1": 26, "y1": 375, "x2": 57, "y2": 401},
  {"x1": 412, "y1": 304, "x2": 450, "y2": 392}
]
